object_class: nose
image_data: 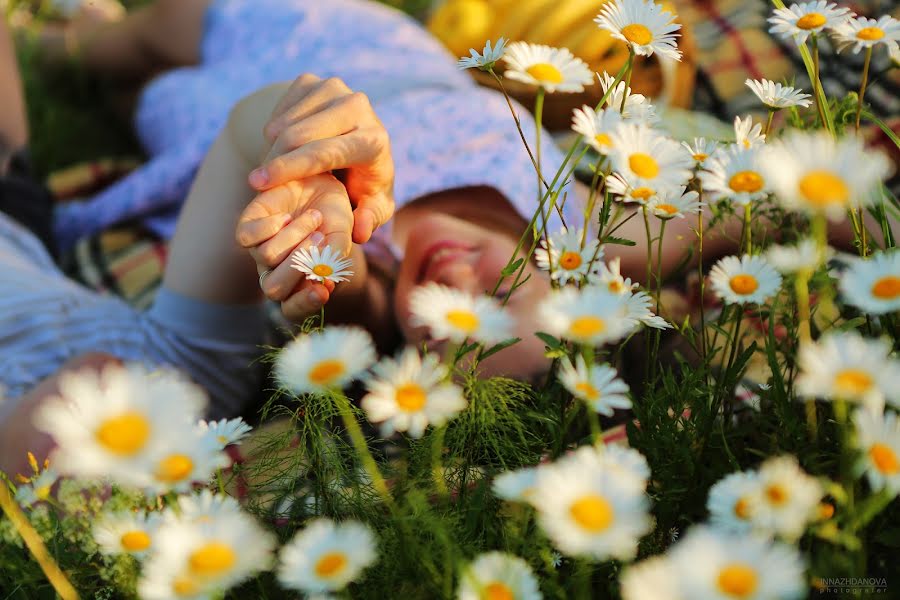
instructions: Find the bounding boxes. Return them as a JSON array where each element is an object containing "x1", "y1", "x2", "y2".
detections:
[{"x1": 434, "y1": 260, "x2": 479, "y2": 293}]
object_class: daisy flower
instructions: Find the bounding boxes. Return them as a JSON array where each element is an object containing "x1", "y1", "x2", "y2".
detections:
[
  {"x1": 745, "y1": 78, "x2": 812, "y2": 110},
  {"x1": 682, "y1": 137, "x2": 720, "y2": 166},
  {"x1": 733, "y1": 115, "x2": 766, "y2": 149},
  {"x1": 597, "y1": 72, "x2": 659, "y2": 123},
  {"x1": 538, "y1": 286, "x2": 636, "y2": 346},
  {"x1": 764, "y1": 238, "x2": 832, "y2": 274},
  {"x1": 592, "y1": 256, "x2": 637, "y2": 295},
  {"x1": 833, "y1": 15, "x2": 900, "y2": 54},
  {"x1": 457, "y1": 37, "x2": 508, "y2": 71},
  {"x1": 502, "y1": 42, "x2": 593, "y2": 93},
  {"x1": 34, "y1": 363, "x2": 206, "y2": 489},
  {"x1": 145, "y1": 433, "x2": 230, "y2": 496},
  {"x1": 277, "y1": 519, "x2": 377, "y2": 594},
  {"x1": 621, "y1": 556, "x2": 681, "y2": 600},
  {"x1": 360, "y1": 347, "x2": 467, "y2": 438},
  {"x1": 275, "y1": 326, "x2": 376, "y2": 395},
  {"x1": 291, "y1": 245, "x2": 354, "y2": 284},
  {"x1": 609, "y1": 123, "x2": 694, "y2": 200},
  {"x1": 173, "y1": 490, "x2": 243, "y2": 524},
  {"x1": 606, "y1": 173, "x2": 660, "y2": 205},
  {"x1": 768, "y1": 1, "x2": 854, "y2": 44},
  {"x1": 752, "y1": 455, "x2": 823, "y2": 541},
  {"x1": 14, "y1": 468, "x2": 58, "y2": 508},
  {"x1": 647, "y1": 187, "x2": 702, "y2": 220},
  {"x1": 853, "y1": 408, "x2": 900, "y2": 496},
  {"x1": 796, "y1": 330, "x2": 900, "y2": 411},
  {"x1": 709, "y1": 255, "x2": 782, "y2": 305},
  {"x1": 669, "y1": 526, "x2": 806, "y2": 600},
  {"x1": 700, "y1": 146, "x2": 769, "y2": 206},
  {"x1": 199, "y1": 417, "x2": 252, "y2": 448},
  {"x1": 139, "y1": 498, "x2": 276, "y2": 600},
  {"x1": 535, "y1": 227, "x2": 603, "y2": 284},
  {"x1": 839, "y1": 251, "x2": 900, "y2": 315},
  {"x1": 761, "y1": 130, "x2": 891, "y2": 220},
  {"x1": 458, "y1": 552, "x2": 541, "y2": 600},
  {"x1": 409, "y1": 283, "x2": 514, "y2": 344},
  {"x1": 571, "y1": 104, "x2": 622, "y2": 154},
  {"x1": 706, "y1": 471, "x2": 761, "y2": 534},
  {"x1": 531, "y1": 446, "x2": 653, "y2": 560},
  {"x1": 595, "y1": 0, "x2": 682, "y2": 61},
  {"x1": 93, "y1": 511, "x2": 162, "y2": 558},
  {"x1": 623, "y1": 290, "x2": 672, "y2": 330},
  {"x1": 492, "y1": 466, "x2": 540, "y2": 503},
  {"x1": 559, "y1": 356, "x2": 631, "y2": 416},
  {"x1": 597, "y1": 445, "x2": 651, "y2": 492}
]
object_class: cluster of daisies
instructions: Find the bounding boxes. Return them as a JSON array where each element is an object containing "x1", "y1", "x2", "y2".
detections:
[{"x1": 769, "y1": 1, "x2": 899, "y2": 55}]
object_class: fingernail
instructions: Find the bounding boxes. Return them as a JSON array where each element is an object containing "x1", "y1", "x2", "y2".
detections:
[
  {"x1": 279, "y1": 213, "x2": 293, "y2": 226},
  {"x1": 248, "y1": 168, "x2": 269, "y2": 188},
  {"x1": 309, "y1": 231, "x2": 325, "y2": 247},
  {"x1": 307, "y1": 289, "x2": 324, "y2": 307},
  {"x1": 306, "y1": 209, "x2": 322, "y2": 223}
]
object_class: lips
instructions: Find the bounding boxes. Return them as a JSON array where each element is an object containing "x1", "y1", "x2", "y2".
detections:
[{"x1": 416, "y1": 240, "x2": 477, "y2": 284}]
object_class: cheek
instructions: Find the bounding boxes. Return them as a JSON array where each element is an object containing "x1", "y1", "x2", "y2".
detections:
[{"x1": 476, "y1": 238, "x2": 522, "y2": 290}]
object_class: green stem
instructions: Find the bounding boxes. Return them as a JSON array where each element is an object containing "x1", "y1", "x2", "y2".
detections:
[
  {"x1": 490, "y1": 70, "x2": 549, "y2": 191},
  {"x1": 697, "y1": 185, "x2": 707, "y2": 360},
  {"x1": 333, "y1": 393, "x2": 394, "y2": 507},
  {"x1": 535, "y1": 87, "x2": 547, "y2": 237},
  {"x1": 856, "y1": 47, "x2": 872, "y2": 131},
  {"x1": 794, "y1": 269, "x2": 817, "y2": 440},
  {"x1": 431, "y1": 425, "x2": 449, "y2": 499},
  {"x1": 642, "y1": 205, "x2": 652, "y2": 290},
  {"x1": 811, "y1": 35, "x2": 828, "y2": 128},
  {"x1": 764, "y1": 110, "x2": 775, "y2": 137},
  {"x1": 620, "y1": 51, "x2": 635, "y2": 113},
  {"x1": 743, "y1": 203, "x2": 753, "y2": 255}
]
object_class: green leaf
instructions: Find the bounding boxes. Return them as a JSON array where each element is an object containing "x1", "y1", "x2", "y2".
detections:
[
  {"x1": 535, "y1": 332, "x2": 562, "y2": 350},
  {"x1": 601, "y1": 236, "x2": 636, "y2": 247},
  {"x1": 501, "y1": 258, "x2": 525, "y2": 277},
  {"x1": 479, "y1": 338, "x2": 522, "y2": 360}
]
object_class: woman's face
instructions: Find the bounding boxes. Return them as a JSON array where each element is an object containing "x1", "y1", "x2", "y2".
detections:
[{"x1": 393, "y1": 210, "x2": 552, "y2": 379}]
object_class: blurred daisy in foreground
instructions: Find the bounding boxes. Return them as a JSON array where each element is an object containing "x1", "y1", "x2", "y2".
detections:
[
  {"x1": 700, "y1": 145, "x2": 769, "y2": 206},
  {"x1": 592, "y1": 256, "x2": 637, "y2": 295},
  {"x1": 493, "y1": 466, "x2": 541, "y2": 503},
  {"x1": 833, "y1": 15, "x2": 900, "y2": 54},
  {"x1": 796, "y1": 330, "x2": 900, "y2": 411},
  {"x1": 536, "y1": 227, "x2": 603, "y2": 284},
  {"x1": 768, "y1": 1, "x2": 853, "y2": 44},
  {"x1": 503, "y1": 42, "x2": 593, "y2": 93},
  {"x1": 410, "y1": 283, "x2": 513, "y2": 344},
  {"x1": 458, "y1": 552, "x2": 542, "y2": 600},
  {"x1": 646, "y1": 187, "x2": 702, "y2": 220},
  {"x1": 597, "y1": 445, "x2": 651, "y2": 492},
  {"x1": 709, "y1": 255, "x2": 782, "y2": 305},
  {"x1": 559, "y1": 356, "x2": 631, "y2": 416},
  {"x1": 457, "y1": 37, "x2": 508, "y2": 71},
  {"x1": 139, "y1": 497, "x2": 275, "y2": 600},
  {"x1": 609, "y1": 123, "x2": 694, "y2": 201},
  {"x1": 765, "y1": 238, "x2": 832, "y2": 274},
  {"x1": 361, "y1": 347, "x2": 467, "y2": 438},
  {"x1": 761, "y1": 131, "x2": 891, "y2": 221},
  {"x1": 597, "y1": 72, "x2": 658, "y2": 123},
  {"x1": 669, "y1": 526, "x2": 806, "y2": 600},
  {"x1": 594, "y1": 0, "x2": 682, "y2": 61},
  {"x1": 93, "y1": 511, "x2": 162, "y2": 558},
  {"x1": 277, "y1": 519, "x2": 377, "y2": 595},
  {"x1": 146, "y1": 435, "x2": 230, "y2": 496},
  {"x1": 199, "y1": 417, "x2": 252, "y2": 448},
  {"x1": 571, "y1": 104, "x2": 622, "y2": 154},
  {"x1": 291, "y1": 245, "x2": 354, "y2": 284},
  {"x1": 752, "y1": 455, "x2": 823, "y2": 541},
  {"x1": 538, "y1": 287, "x2": 635, "y2": 346},
  {"x1": 606, "y1": 173, "x2": 660, "y2": 205},
  {"x1": 173, "y1": 490, "x2": 242, "y2": 524},
  {"x1": 531, "y1": 446, "x2": 652, "y2": 560},
  {"x1": 706, "y1": 471, "x2": 761, "y2": 535},
  {"x1": 853, "y1": 408, "x2": 900, "y2": 496},
  {"x1": 621, "y1": 556, "x2": 681, "y2": 600},
  {"x1": 275, "y1": 327, "x2": 376, "y2": 395},
  {"x1": 733, "y1": 115, "x2": 766, "y2": 149},
  {"x1": 682, "y1": 137, "x2": 720, "y2": 166},
  {"x1": 745, "y1": 78, "x2": 812, "y2": 110},
  {"x1": 839, "y1": 251, "x2": 900, "y2": 314}
]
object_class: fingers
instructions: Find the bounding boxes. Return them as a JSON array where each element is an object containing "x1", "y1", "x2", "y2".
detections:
[
  {"x1": 263, "y1": 76, "x2": 353, "y2": 144},
  {"x1": 248, "y1": 208, "x2": 323, "y2": 268},
  {"x1": 235, "y1": 212, "x2": 293, "y2": 249},
  {"x1": 351, "y1": 192, "x2": 395, "y2": 244},
  {"x1": 258, "y1": 230, "x2": 326, "y2": 301},
  {"x1": 264, "y1": 96, "x2": 361, "y2": 161},
  {"x1": 281, "y1": 280, "x2": 331, "y2": 323}
]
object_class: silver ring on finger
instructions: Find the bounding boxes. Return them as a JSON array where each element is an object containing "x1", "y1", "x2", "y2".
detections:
[{"x1": 258, "y1": 269, "x2": 273, "y2": 289}]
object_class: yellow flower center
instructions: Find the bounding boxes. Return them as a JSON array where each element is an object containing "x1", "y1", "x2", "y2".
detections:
[
  {"x1": 818, "y1": 502, "x2": 835, "y2": 520},
  {"x1": 796, "y1": 13, "x2": 827, "y2": 30},
  {"x1": 315, "y1": 551, "x2": 349, "y2": 578},
  {"x1": 95, "y1": 412, "x2": 151, "y2": 456},
  {"x1": 569, "y1": 494, "x2": 615, "y2": 532},
  {"x1": 834, "y1": 369, "x2": 873, "y2": 396},
  {"x1": 857, "y1": 27, "x2": 885, "y2": 41},
  {"x1": 217, "y1": 435, "x2": 228, "y2": 445},
  {"x1": 526, "y1": 63, "x2": 563, "y2": 84},
  {"x1": 608, "y1": 280, "x2": 626, "y2": 294},
  {"x1": 395, "y1": 383, "x2": 427, "y2": 412},
  {"x1": 621, "y1": 23, "x2": 653, "y2": 46},
  {"x1": 313, "y1": 264, "x2": 334, "y2": 277},
  {"x1": 559, "y1": 251, "x2": 583, "y2": 270},
  {"x1": 717, "y1": 563, "x2": 759, "y2": 598},
  {"x1": 631, "y1": 187, "x2": 655, "y2": 202},
  {"x1": 654, "y1": 203, "x2": 678, "y2": 216},
  {"x1": 575, "y1": 382, "x2": 600, "y2": 401},
  {"x1": 594, "y1": 133, "x2": 613, "y2": 148},
  {"x1": 765, "y1": 483, "x2": 789, "y2": 506},
  {"x1": 733, "y1": 497, "x2": 752, "y2": 520},
  {"x1": 569, "y1": 316, "x2": 606, "y2": 339},
  {"x1": 729, "y1": 274, "x2": 759, "y2": 296},
  {"x1": 742, "y1": 139, "x2": 752, "y2": 149},
  {"x1": 172, "y1": 577, "x2": 199, "y2": 597},
  {"x1": 871, "y1": 276, "x2": 900, "y2": 300},
  {"x1": 869, "y1": 443, "x2": 900, "y2": 474},
  {"x1": 483, "y1": 582, "x2": 515, "y2": 600},
  {"x1": 121, "y1": 531, "x2": 151, "y2": 553},
  {"x1": 728, "y1": 171, "x2": 765, "y2": 194},
  {"x1": 446, "y1": 310, "x2": 480, "y2": 334},
  {"x1": 189, "y1": 542, "x2": 237, "y2": 576},
  {"x1": 628, "y1": 153, "x2": 660, "y2": 179},
  {"x1": 309, "y1": 359, "x2": 346, "y2": 386},
  {"x1": 693, "y1": 152, "x2": 708, "y2": 162},
  {"x1": 798, "y1": 170, "x2": 849, "y2": 208},
  {"x1": 156, "y1": 454, "x2": 194, "y2": 483},
  {"x1": 35, "y1": 486, "x2": 52, "y2": 500}
]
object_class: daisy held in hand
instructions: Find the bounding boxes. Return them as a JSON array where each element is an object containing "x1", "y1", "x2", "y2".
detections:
[{"x1": 291, "y1": 245, "x2": 354, "y2": 283}]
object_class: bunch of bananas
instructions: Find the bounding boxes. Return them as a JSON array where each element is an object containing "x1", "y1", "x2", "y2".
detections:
[{"x1": 427, "y1": 0, "x2": 631, "y2": 76}]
